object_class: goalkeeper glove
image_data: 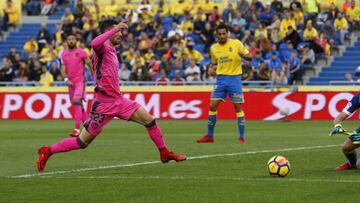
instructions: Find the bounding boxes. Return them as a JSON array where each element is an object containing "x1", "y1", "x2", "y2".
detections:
[
  {"x1": 329, "y1": 124, "x2": 356, "y2": 136},
  {"x1": 329, "y1": 124, "x2": 347, "y2": 136}
]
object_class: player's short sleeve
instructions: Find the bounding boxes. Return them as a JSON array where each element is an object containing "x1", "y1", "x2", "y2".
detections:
[
  {"x1": 235, "y1": 39, "x2": 249, "y2": 56},
  {"x1": 80, "y1": 49, "x2": 89, "y2": 60},
  {"x1": 210, "y1": 45, "x2": 217, "y2": 64},
  {"x1": 342, "y1": 94, "x2": 360, "y2": 115}
]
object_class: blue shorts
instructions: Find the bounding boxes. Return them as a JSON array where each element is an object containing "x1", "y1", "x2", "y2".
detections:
[
  {"x1": 343, "y1": 94, "x2": 360, "y2": 115},
  {"x1": 211, "y1": 75, "x2": 244, "y2": 103}
]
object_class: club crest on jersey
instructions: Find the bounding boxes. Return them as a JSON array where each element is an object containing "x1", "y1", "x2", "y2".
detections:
[
  {"x1": 75, "y1": 53, "x2": 80, "y2": 57},
  {"x1": 229, "y1": 47, "x2": 233, "y2": 52}
]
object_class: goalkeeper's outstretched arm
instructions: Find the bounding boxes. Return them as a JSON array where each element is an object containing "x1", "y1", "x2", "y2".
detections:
[{"x1": 333, "y1": 112, "x2": 349, "y2": 126}]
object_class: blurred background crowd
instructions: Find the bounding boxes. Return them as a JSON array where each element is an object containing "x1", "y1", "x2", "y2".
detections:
[{"x1": 0, "y1": 0, "x2": 359, "y2": 86}]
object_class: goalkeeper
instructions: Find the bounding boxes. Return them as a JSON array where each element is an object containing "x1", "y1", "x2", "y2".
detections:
[{"x1": 329, "y1": 94, "x2": 360, "y2": 171}]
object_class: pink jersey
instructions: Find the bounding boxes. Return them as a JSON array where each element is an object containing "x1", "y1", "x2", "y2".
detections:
[
  {"x1": 91, "y1": 28, "x2": 122, "y2": 102},
  {"x1": 61, "y1": 47, "x2": 88, "y2": 83}
]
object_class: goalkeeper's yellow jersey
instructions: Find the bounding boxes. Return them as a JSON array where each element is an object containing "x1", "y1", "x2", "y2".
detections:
[{"x1": 210, "y1": 39, "x2": 249, "y2": 76}]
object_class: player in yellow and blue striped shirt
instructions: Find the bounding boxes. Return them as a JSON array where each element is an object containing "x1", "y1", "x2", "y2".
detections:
[{"x1": 197, "y1": 23, "x2": 252, "y2": 144}]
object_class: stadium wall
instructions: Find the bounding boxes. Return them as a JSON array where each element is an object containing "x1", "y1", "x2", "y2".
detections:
[{"x1": 0, "y1": 86, "x2": 359, "y2": 120}]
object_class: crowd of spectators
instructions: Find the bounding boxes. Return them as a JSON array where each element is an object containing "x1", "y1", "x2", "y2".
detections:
[{"x1": 1, "y1": 0, "x2": 360, "y2": 86}]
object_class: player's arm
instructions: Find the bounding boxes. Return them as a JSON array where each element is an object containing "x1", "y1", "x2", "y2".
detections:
[
  {"x1": 329, "y1": 109, "x2": 353, "y2": 136},
  {"x1": 209, "y1": 63, "x2": 217, "y2": 76},
  {"x1": 84, "y1": 57, "x2": 94, "y2": 77},
  {"x1": 330, "y1": 95, "x2": 360, "y2": 136},
  {"x1": 209, "y1": 45, "x2": 217, "y2": 76},
  {"x1": 237, "y1": 40, "x2": 252, "y2": 61},
  {"x1": 61, "y1": 64, "x2": 72, "y2": 86}
]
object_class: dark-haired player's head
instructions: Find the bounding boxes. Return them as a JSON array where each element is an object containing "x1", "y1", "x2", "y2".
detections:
[
  {"x1": 66, "y1": 33, "x2": 77, "y2": 49},
  {"x1": 216, "y1": 23, "x2": 228, "y2": 44},
  {"x1": 99, "y1": 20, "x2": 124, "y2": 46}
]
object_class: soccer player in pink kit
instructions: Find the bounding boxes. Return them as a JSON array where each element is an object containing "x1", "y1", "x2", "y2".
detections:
[
  {"x1": 37, "y1": 20, "x2": 187, "y2": 172},
  {"x1": 61, "y1": 33, "x2": 93, "y2": 137}
]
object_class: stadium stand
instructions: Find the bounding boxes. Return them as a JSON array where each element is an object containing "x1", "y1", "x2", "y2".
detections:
[{"x1": 0, "y1": 0, "x2": 360, "y2": 86}]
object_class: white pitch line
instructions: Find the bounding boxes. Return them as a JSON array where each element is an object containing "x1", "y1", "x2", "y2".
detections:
[
  {"x1": 35, "y1": 175, "x2": 360, "y2": 184},
  {"x1": 7, "y1": 144, "x2": 338, "y2": 179}
]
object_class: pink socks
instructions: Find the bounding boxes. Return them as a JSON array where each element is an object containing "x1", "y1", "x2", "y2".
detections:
[
  {"x1": 146, "y1": 124, "x2": 166, "y2": 150},
  {"x1": 73, "y1": 105, "x2": 82, "y2": 129},
  {"x1": 50, "y1": 138, "x2": 82, "y2": 154}
]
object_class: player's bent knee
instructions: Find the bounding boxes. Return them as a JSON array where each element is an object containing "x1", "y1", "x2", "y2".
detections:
[
  {"x1": 76, "y1": 137, "x2": 88, "y2": 149},
  {"x1": 145, "y1": 119, "x2": 156, "y2": 128},
  {"x1": 342, "y1": 140, "x2": 356, "y2": 152}
]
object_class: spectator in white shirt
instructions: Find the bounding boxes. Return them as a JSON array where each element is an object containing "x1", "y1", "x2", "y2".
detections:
[{"x1": 185, "y1": 60, "x2": 201, "y2": 82}]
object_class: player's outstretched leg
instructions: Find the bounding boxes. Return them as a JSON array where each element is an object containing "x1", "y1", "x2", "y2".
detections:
[
  {"x1": 130, "y1": 107, "x2": 186, "y2": 163},
  {"x1": 37, "y1": 130, "x2": 93, "y2": 172},
  {"x1": 336, "y1": 139, "x2": 358, "y2": 171}
]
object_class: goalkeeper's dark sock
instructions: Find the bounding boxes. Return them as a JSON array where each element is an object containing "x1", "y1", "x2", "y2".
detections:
[
  {"x1": 345, "y1": 151, "x2": 357, "y2": 166},
  {"x1": 207, "y1": 111, "x2": 217, "y2": 137},
  {"x1": 237, "y1": 111, "x2": 245, "y2": 139}
]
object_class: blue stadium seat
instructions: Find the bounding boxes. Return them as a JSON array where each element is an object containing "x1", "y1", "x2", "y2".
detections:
[{"x1": 194, "y1": 44, "x2": 205, "y2": 54}]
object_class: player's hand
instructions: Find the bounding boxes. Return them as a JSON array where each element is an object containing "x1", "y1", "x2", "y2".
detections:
[
  {"x1": 329, "y1": 124, "x2": 355, "y2": 136},
  {"x1": 208, "y1": 66, "x2": 216, "y2": 76},
  {"x1": 115, "y1": 21, "x2": 128, "y2": 32},
  {"x1": 66, "y1": 80, "x2": 73, "y2": 86}
]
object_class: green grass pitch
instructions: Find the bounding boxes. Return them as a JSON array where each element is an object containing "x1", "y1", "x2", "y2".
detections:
[{"x1": 0, "y1": 120, "x2": 359, "y2": 202}]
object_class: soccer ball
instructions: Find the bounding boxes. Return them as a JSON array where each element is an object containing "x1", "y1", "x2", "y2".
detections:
[{"x1": 267, "y1": 155, "x2": 290, "y2": 177}]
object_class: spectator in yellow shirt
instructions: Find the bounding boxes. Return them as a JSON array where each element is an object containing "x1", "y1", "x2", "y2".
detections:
[
  {"x1": 184, "y1": 40, "x2": 203, "y2": 63},
  {"x1": 23, "y1": 36, "x2": 39, "y2": 54},
  {"x1": 294, "y1": 7, "x2": 304, "y2": 27},
  {"x1": 255, "y1": 23, "x2": 268, "y2": 40},
  {"x1": 202, "y1": 0, "x2": 215, "y2": 15},
  {"x1": 138, "y1": 7, "x2": 153, "y2": 24},
  {"x1": 3, "y1": 0, "x2": 20, "y2": 31},
  {"x1": 61, "y1": 8, "x2": 74, "y2": 23},
  {"x1": 40, "y1": 43, "x2": 57, "y2": 63},
  {"x1": 87, "y1": 0, "x2": 100, "y2": 20},
  {"x1": 105, "y1": 0, "x2": 119, "y2": 18},
  {"x1": 158, "y1": 0, "x2": 171, "y2": 16},
  {"x1": 280, "y1": 11, "x2": 296, "y2": 39},
  {"x1": 121, "y1": 0, "x2": 136, "y2": 15},
  {"x1": 346, "y1": 0, "x2": 360, "y2": 28},
  {"x1": 171, "y1": 0, "x2": 191, "y2": 16},
  {"x1": 122, "y1": 47, "x2": 136, "y2": 63},
  {"x1": 180, "y1": 15, "x2": 194, "y2": 32},
  {"x1": 39, "y1": 65, "x2": 54, "y2": 87},
  {"x1": 334, "y1": 13, "x2": 349, "y2": 44},
  {"x1": 303, "y1": 0, "x2": 319, "y2": 14},
  {"x1": 304, "y1": 21, "x2": 318, "y2": 41},
  {"x1": 190, "y1": 0, "x2": 202, "y2": 17},
  {"x1": 320, "y1": 0, "x2": 336, "y2": 11}
]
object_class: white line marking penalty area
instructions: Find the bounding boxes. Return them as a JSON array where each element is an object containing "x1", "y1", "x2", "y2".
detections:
[{"x1": 8, "y1": 144, "x2": 338, "y2": 179}]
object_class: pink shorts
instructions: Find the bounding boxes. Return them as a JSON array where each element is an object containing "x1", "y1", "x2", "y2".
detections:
[
  {"x1": 69, "y1": 82, "x2": 86, "y2": 102},
  {"x1": 84, "y1": 96, "x2": 141, "y2": 136}
]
